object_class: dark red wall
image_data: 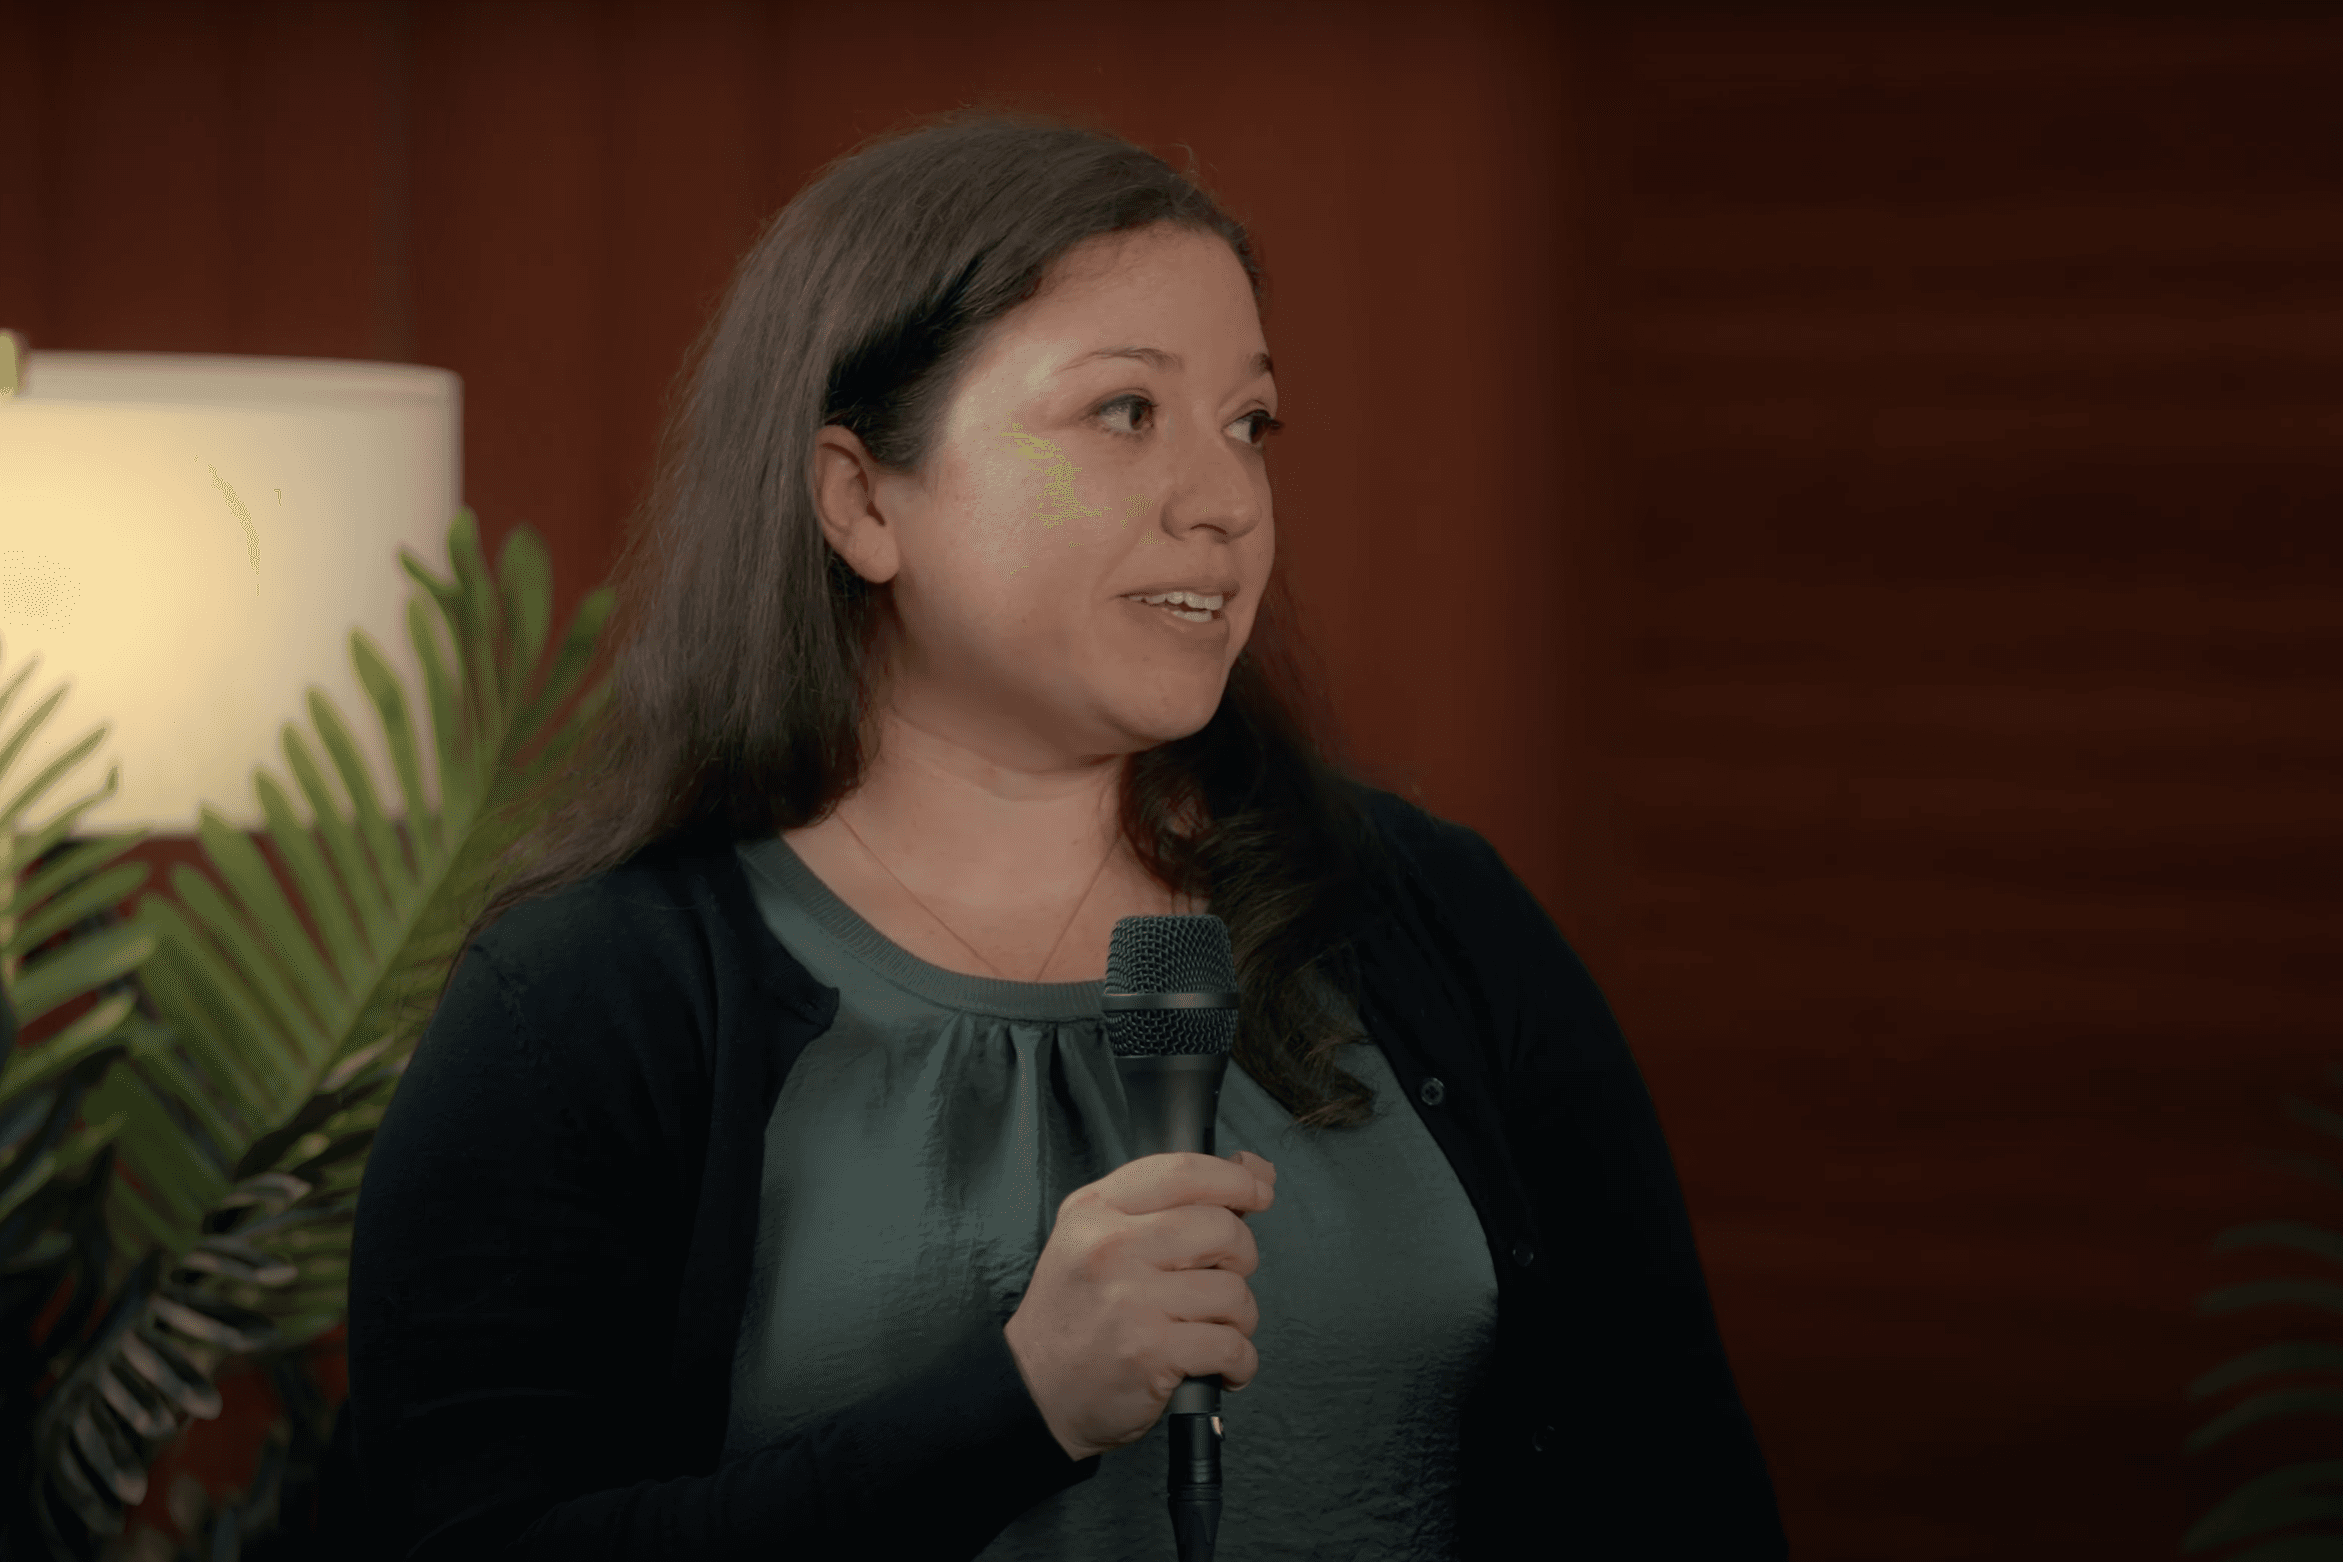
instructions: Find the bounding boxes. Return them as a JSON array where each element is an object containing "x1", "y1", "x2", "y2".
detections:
[
  {"x1": 4, "y1": 3, "x2": 2339, "y2": 1556},
  {"x1": 1579, "y1": 9, "x2": 2343, "y2": 1556}
]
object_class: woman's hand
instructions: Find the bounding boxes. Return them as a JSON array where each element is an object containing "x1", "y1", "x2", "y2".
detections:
[{"x1": 1004, "y1": 1150, "x2": 1278, "y2": 1461}]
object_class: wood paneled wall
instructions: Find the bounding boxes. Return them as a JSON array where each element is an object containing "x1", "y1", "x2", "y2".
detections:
[{"x1": 1581, "y1": 10, "x2": 2343, "y2": 1556}]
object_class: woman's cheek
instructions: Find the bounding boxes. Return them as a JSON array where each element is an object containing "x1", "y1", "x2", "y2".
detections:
[
  {"x1": 964, "y1": 425, "x2": 1061, "y2": 578},
  {"x1": 1005, "y1": 418, "x2": 1149, "y2": 561}
]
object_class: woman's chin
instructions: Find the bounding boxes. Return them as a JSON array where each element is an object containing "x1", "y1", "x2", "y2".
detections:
[{"x1": 1106, "y1": 687, "x2": 1228, "y2": 750}]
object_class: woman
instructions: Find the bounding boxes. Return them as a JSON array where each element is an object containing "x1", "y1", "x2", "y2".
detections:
[{"x1": 343, "y1": 107, "x2": 1786, "y2": 1559}]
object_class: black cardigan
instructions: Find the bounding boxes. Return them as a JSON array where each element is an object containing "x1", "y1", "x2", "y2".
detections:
[{"x1": 339, "y1": 785, "x2": 1786, "y2": 1558}]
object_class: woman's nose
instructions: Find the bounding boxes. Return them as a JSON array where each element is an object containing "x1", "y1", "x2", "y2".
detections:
[{"x1": 1160, "y1": 424, "x2": 1267, "y2": 540}]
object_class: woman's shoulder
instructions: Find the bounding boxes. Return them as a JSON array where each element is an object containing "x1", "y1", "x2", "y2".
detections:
[
  {"x1": 461, "y1": 822, "x2": 753, "y2": 999},
  {"x1": 1341, "y1": 778, "x2": 1508, "y2": 889},
  {"x1": 1338, "y1": 777, "x2": 1626, "y2": 1055},
  {"x1": 1337, "y1": 778, "x2": 1581, "y2": 957}
]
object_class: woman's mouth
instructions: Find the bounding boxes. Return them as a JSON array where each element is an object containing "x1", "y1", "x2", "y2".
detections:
[{"x1": 1123, "y1": 590, "x2": 1225, "y2": 623}]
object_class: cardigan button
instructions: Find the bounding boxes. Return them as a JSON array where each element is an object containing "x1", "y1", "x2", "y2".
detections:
[
  {"x1": 1418, "y1": 1076, "x2": 1446, "y2": 1106},
  {"x1": 1531, "y1": 1423, "x2": 1557, "y2": 1454},
  {"x1": 1512, "y1": 1239, "x2": 1536, "y2": 1269}
]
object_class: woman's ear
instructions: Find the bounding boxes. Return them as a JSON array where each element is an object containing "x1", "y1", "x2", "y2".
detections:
[{"x1": 811, "y1": 424, "x2": 904, "y2": 585}]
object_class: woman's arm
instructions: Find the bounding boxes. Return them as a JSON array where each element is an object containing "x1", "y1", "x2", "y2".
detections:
[
  {"x1": 1410, "y1": 811, "x2": 1789, "y2": 1556},
  {"x1": 346, "y1": 938, "x2": 1093, "y2": 1560}
]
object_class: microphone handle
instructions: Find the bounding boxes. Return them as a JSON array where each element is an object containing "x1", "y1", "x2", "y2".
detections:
[{"x1": 1117, "y1": 1053, "x2": 1232, "y2": 1562}]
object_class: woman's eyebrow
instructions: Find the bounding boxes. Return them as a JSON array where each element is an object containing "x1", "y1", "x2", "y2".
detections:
[{"x1": 1055, "y1": 346, "x2": 1275, "y2": 379}]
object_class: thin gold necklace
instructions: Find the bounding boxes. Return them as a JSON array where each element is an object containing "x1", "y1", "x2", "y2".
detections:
[{"x1": 835, "y1": 801, "x2": 1123, "y2": 984}]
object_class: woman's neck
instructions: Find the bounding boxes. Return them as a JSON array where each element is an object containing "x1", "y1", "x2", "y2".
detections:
[
  {"x1": 779, "y1": 711, "x2": 1200, "y2": 982},
  {"x1": 835, "y1": 706, "x2": 1133, "y2": 894}
]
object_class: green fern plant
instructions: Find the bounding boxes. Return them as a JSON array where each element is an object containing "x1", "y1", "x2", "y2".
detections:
[
  {"x1": 0, "y1": 660, "x2": 170, "y2": 1561},
  {"x1": 2183, "y1": 1063, "x2": 2343, "y2": 1561},
  {"x1": 7, "y1": 508, "x2": 614, "y2": 1560}
]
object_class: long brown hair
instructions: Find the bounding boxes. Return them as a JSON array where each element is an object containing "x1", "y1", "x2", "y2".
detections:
[{"x1": 441, "y1": 105, "x2": 1398, "y2": 1129}]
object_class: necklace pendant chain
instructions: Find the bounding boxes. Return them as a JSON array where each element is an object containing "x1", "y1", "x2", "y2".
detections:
[{"x1": 837, "y1": 802, "x2": 1123, "y2": 984}]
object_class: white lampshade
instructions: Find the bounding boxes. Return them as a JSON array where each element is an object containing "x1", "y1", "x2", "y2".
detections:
[{"x1": 0, "y1": 341, "x2": 463, "y2": 835}]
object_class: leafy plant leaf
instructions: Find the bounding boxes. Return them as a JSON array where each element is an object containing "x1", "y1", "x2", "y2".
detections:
[
  {"x1": 15, "y1": 509, "x2": 616, "y2": 1555},
  {"x1": 2193, "y1": 1342, "x2": 2343, "y2": 1400},
  {"x1": 2220, "y1": 1535, "x2": 2343, "y2": 1562},
  {"x1": 0, "y1": 688, "x2": 165, "y2": 1562},
  {"x1": 2188, "y1": 1068, "x2": 2343, "y2": 1556},
  {"x1": 2189, "y1": 1386, "x2": 2343, "y2": 1451},
  {"x1": 2202, "y1": 1280, "x2": 2343, "y2": 1317},
  {"x1": 2267, "y1": 1152, "x2": 2343, "y2": 1198},
  {"x1": 2215, "y1": 1222, "x2": 2343, "y2": 1269},
  {"x1": 2289, "y1": 1097, "x2": 2343, "y2": 1149},
  {"x1": 2182, "y1": 1460, "x2": 2343, "y2": 1552}
]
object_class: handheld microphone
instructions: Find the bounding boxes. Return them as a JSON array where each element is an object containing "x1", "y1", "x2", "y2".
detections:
[{"x1": 1102, "y1": 914, "x2": 1242, "y2": 1562}]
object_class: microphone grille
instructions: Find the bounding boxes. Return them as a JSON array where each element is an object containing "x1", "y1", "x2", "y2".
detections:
[{"x1": 1104, "y1": 914, "x2": 1238, "y2": 1059}]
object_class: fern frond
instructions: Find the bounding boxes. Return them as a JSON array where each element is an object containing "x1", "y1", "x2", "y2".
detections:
[
  {"x1": 2182, "y1": 1460, "x2": 2343, "y2": 1553},
  {"x1": 2192, "y1": 1342, "x2": 2343, "y2": 1399},
  {"x1": 2289, "y1": 1096, "x2": 2343, "y2": 1149},
  {"x1": 20, "y1": 509, "x2": 617, "y2": 1552},
  {"x1": 0, "y1": 693, "x2": 105, "y2": 842},
  {"x1": 2267, "y1": 1152, "x2": 2343, "y2": 1197},
  {"x1": 2218, "y1": 1534, "x2": 2343, "y2": 1562},
  {"x1": 2188, "y1": 1387, "x2": 2343, "y2": 1452},
  {"x1": 2215, "y1": 1222, "x2": 2343, "y2": 1268},
  {"x1": 2202, "y1": 1280, "x2": 2343, "y2": 1317}
]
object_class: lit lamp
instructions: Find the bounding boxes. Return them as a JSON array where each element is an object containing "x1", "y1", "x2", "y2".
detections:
[{"x1": 0, "y1": 328, "x2": 462, "y2": 843}]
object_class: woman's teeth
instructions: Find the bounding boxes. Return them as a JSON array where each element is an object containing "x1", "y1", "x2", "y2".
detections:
[{"x1": 1127, "y1": 590, "x2": 1224, "y2": 622}]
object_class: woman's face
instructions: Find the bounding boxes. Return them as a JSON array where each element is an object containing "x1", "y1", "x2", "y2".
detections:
[{"x1": 815, "y1": 221, "x2": 1277, "y2": 775}]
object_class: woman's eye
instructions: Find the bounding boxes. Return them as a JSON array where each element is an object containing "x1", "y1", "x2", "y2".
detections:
[
  {"x1": 1097, "y1": 395, "x2": 1284, "y2": 447},
  {"x1": 1237, "y1": 410, "x2": 1285, "y2": 446},
  {"x1": 1098, "y1": 395, "x2": 1153, "y2": 436}
]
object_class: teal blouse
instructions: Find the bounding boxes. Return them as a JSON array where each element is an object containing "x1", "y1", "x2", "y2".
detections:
[{"x1": 720, "y1": 834, "x2": 1500, "y2": 1560}]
